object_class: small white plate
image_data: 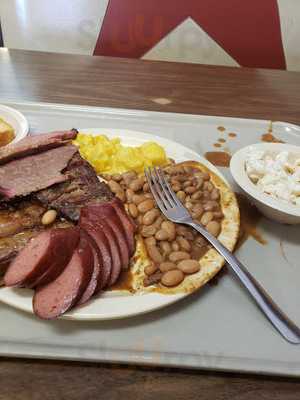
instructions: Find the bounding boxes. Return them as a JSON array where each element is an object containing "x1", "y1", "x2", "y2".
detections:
[
  {"x1": 0, "y1": 104, "x2": 29, "y2": 144},
  {"x1": 0, "y1": 128, "x2": 230, "y2": 321}
]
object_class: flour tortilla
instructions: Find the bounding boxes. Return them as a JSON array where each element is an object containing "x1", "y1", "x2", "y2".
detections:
[{"x1": 129, "y1": 160, "x2": 240, "y2": 295}]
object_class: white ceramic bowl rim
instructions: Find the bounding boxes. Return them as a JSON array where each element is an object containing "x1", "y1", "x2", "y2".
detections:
[{"x1": 230, "y1": 142, "x2": 300, "y2": 217}]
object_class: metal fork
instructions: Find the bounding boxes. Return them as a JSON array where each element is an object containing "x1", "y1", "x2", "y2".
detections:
[{"x1": 145, "y1": 166, "x2": 300, "y2": 344}]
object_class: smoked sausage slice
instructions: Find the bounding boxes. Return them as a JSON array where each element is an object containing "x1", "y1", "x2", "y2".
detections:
[
  {"x1": 80, "y1": 220, "x2": 111, "y2": 289},
  {"x1": 81, "y1": 207, "x2": 122, "y2": 287},
  {"x1": 76, "y1": 229, "x2": 102, "y2": 305},
  {"x1": 110, "y1": 198, "x2": 136, "y2": 255},
  {"x1": 33, "y1": 233, "x2": 93, "y2": 319},
  {"x1": 85, "y1": 204, "x2": 130, "y2": 270},
  {"x1": 93, "y1": 220, "x2": 121, "y2": 286},
  {"x1": 4, "y1": 227, "x2": 80, "y2": 288}
]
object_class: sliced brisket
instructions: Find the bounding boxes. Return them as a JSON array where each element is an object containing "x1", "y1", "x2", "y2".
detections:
[
  {"x1": 0, "y1": 201, "x2": 45, "y2": 238},
  {"x1": 36, "y1": 153, "x2": 113, "y2": 221},
  {"x1": 0, "y1": 151, "x2": 114, "y2": 276},
  {"x1": 0, "y1": 145, "x2": 78, "y2": 200},
  {"x1": 0, "y1": 129, "x2": 78, "y2": 165}
]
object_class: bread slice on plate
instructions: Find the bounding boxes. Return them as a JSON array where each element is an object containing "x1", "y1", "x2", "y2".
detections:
[{"x1": 0, "y1": 118, "x2": 15, "y2": 147}]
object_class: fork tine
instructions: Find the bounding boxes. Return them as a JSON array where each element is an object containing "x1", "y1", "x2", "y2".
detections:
[
  {"x1": 155, "y1": 167, "x2": 177, "y2": 208},
  {"x1": 151, "y1": 167, "x2": 171, "y2": 210},
  {"x1": 157, "y1": 167, "x2": 182, "y2": 207},
  {"x1": 144, "y1": 168, "x2": 161, "y2": 207},
  {"x1": 144, "y1": 168, "x2": 167, "y2": 213},
  {"x1": 153, "y1": 167, "x2": 174, "y2": 209}
]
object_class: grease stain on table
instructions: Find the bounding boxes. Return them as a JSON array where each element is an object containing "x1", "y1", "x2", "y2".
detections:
[
  {"x1": 235, "y1": 193, "x2": 267, "y2": 249},
  {"x1": 261, "y1": 132, "x2": 284, "y2": 143},
  {"x1": 228, "y1": 132, "x2": 237, "y2": 138},
  {"x1": 261, "y1": 121, "x2": 284, "y2": 143},
  {"x1": 208, "y1": 266, "x2": 228, "y2": 286},
  {"x1": 205, "y1": 151, "x2": 231, "y2": 167},
  {"x1": 217, "y1": 126, "x2": 226, "y2": 132},
  {"x1": 218, "y1": 138, "x2": 226, "y2": 143}
]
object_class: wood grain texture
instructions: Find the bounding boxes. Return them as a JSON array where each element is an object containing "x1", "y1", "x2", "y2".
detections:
[
  {"x1": 0, "y1": 358, "x2": 300, "y2": 400},
  {"x1": 1, "y1": 49, "x2": 300, "y2": 124},
  {"x1": 1, "y1": 49, "x2": 300, "y2": 398}
]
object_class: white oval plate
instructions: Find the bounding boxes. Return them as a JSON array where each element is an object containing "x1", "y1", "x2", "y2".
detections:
[
  {"x1": 0, "y1": 104, "x2": 29, "y2": 143},
  {"x1": 0, "y1": 128, "x2": 229, "y2": 320}
]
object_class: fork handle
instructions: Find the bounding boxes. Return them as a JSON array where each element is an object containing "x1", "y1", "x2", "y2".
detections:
[{"x1": 189, "y1": 221, "x2": 300, "y2": 344}]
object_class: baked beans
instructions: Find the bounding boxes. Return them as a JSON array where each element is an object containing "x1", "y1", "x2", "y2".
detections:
[{"x1": 105, "y1": 162, "x2": 223, "y2": 288}]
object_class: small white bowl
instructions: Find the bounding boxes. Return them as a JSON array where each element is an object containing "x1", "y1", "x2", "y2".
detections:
[
  {"x1": 230, "y1": 143, "x2": 300, "y2": 224},
  {"x1": 0, "y1": 104, "x2": 29, "y2": 144}
]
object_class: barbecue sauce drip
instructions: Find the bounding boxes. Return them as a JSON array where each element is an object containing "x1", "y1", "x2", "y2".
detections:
[
  {"x1": 261, "y1": 133, "x2": 284, "y2": 143},
  {"x1": 235, "y1": 193, "x2": 267, "y2": 249},
  {"x1": 111, "y1": 269, "x2": 134, "y2": 292},
  {"x1": 204, "y1": 151, "x2": 231, "y2": 167},
  {"x1": 208, "y1": 266, "x2": 228, "y2": 286},
  {"x1": 261, "y1": 121, "x2": 284, "y2": 143}
]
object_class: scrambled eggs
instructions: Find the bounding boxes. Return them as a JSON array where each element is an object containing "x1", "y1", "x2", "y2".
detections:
[{"x1": 73, "y1": 133, "x2": 168, "y2": 175}]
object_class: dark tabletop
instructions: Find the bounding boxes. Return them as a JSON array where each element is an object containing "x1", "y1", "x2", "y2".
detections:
[{"x1": 0, "y1": 49, "x2": 300, "y2": 400}]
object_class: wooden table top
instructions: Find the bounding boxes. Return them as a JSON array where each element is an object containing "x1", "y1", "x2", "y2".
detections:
[
  {"x1": 1, "y1": 49, "x2": 300, "y2": 124},
  {"x1": 1, "y1": 49, "x2": 300, "y2": 399}
]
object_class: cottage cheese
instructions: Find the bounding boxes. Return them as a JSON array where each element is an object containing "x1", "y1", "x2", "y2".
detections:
[{"x1": 245, "y1": 148, "x2": 300, "y2": 206}]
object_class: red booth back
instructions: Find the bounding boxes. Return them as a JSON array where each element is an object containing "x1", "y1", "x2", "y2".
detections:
[{"x1": 95, "y1": 0, "x2": 286, "y2": 69}]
